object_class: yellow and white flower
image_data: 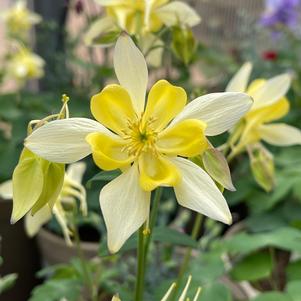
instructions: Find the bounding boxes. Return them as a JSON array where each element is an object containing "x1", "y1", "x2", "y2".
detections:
[
  {"x1": 226, "y1": 62, "x2": 301, "y2": 154},
  {"x1": 25, "y1": 34, "x2": 252, "y2": 253},
  {"x1": 8, "y1": 46, "x2": 45, "y2": 82},
  {"x1": 94, "y1": 0, "x2": 200, "y2": 36},
  {"x1": 2, "y1": 0, "x2": 41, "y2": 39},
  {"x1": 0, "y1": 162, "x2": 87, "y2": 245}
]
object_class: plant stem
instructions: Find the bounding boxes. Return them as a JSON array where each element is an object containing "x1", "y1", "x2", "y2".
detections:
[
  {"x1": 170, "y1": 213, "x2": 203, "y2": 301},
  {"x1": 135, "y1": 187, "x2": 163, "y2": 301},
  {"x1": 144, "y1": 187, "x2": 163, "y2": 259},
  {"x1": 73, "y1": 224, "x2": 98, "y2": 301},
  {"x1": 135, "y1": 226, "x2": 147, "y2": 301}
]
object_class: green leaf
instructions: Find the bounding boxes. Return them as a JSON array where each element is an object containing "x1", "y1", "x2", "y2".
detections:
[
  {"x1": 201, "y1": 283, "x2": 233, "y2": 301},
  {"x1": 87, "y1": 169, "x2": 121, "y2": 185},
  {"x1": 224, "y1": 227, "x2": 301, "y2": 255},
  {"x1": 29, "y1": 279, "x2": 81, "y2": 301},
  {"x1": 252, "y1": 292, "x2": 291, "y2": 301},
  {"x1": 286, "y1": 261, "x2": 301, "y2": 282},
  {"x1": 230, "y1": 251, "x2": 273, "y2": 281},
  {"x1": 0, "y1": 273, "x2": 18, "y2": 294},
  {"x1": 0, "y1": 94, "x2": 21, "y2": 120},
  {"x1": 152, "y1": 227, "x2": 198, "y2": 248},
  {"x1": 191, "y1": 251, "x2": 226, "y2": 285},
  {"x1": 11, "y1": 148, "x2": 44, "y2": 223},
  {"x1": 287, "y1": 280, "x2": 301, "y2": 301}
]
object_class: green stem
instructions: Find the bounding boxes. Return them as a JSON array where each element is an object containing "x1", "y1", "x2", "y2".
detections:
[
  {"x1": 144, "y1": 187, "x2": 163, "y2": 258},
  {"x1": 170, "y1": 214, "x2": 203, "y2": 301},
  {"x1": 135, "y1": 226, "x2": 147, "y2": 301},
  {"x1": 73, "y1": 224, "x2": 98, "y2": 301},
  {"x1": 134, "y1": 187, "x2": 163, "y2": 301}
]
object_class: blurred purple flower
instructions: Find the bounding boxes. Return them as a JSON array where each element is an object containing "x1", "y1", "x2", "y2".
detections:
[{"x1": 260, "y1": 0, "x2": 301, "y2": 28}]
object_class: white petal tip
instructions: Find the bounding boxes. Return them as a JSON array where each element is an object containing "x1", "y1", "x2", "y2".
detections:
[
  {"x1": 10, "y1": 217, "x2": 17, "y2": 225},
  {"x1": 224, "y1": 214, "x2": 233, "y2": 225},
  {"x1": 108, "y1": 244, "x2": 120, "y2": 254}
]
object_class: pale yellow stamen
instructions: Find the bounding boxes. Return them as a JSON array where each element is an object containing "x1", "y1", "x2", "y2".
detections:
[{"x1": 122, "y1": 115, "x2": 158, "y2": 158}]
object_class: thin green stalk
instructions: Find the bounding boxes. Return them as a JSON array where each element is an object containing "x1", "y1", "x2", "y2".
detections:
[
  {"x1": 170, "y1": 214, "x2": 203, "y2": 301},
  {"x1": 135, "y1": 187, "x2": 163, "y2": 301},
  {"x1": 73, "y1": 223, "x2": 98, "y2": 301},
  {"x1": 135, "y1": 226, "x2": 147, "y2": 301},
  {"x1": 144, "y1": 187, "x2": 163, "y2": 258}
]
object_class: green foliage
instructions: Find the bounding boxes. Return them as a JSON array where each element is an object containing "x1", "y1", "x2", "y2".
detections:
[
  {"x1": 200, "y1": 283, "x2": 233, "y2": 301},
  {"x1": 29, "y1": 279, "x2": 82, "y2": 301},
  {"x1": 286, "y1": 260, "x2": 301, "y2": 282},
  {"x1": 230, "y1": 251, "x2": 273, "y2": 281},
  {"x1": 0, "y1": 257, "x2": 18, "y2": 295},
  {"x1": 252, "y1": 292, "x2": 291, "y2": 301},
  {"x1": 0, "y1": 274, "x2": 18, "y2": 295},
  {"x1": 223, "y1": 227, "x2": 301, "y2": 255}
]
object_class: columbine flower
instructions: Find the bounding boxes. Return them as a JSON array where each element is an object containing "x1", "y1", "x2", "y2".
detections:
[
  {"x1": 25, "y1": 34, "x2": 252, "y2": 253},
  {"x1": 0, "y1": 162, "x2": 87, "y2": 245},
  {"x1": 7, "y1": 46, "x2": 45, "y2": 82},
  {"x1": 95, "y1": 0, "x2": 200, "y2": 36},
  {"x1": 260, "y1": 0, "x2": 301, "y2": 29},
  {"x1": 226, "y1": 62, "x2": 301, "y2": 154},
  {"x1": 1, "y1": 0, "x2": 41, "y2": 40}
]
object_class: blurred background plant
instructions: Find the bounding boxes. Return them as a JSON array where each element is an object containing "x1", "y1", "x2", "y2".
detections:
[{"x1": 1, "y1": 0, "x2": 301, "y2": 301}]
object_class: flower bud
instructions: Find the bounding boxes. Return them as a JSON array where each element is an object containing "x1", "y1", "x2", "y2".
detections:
[{"x1": 250, "y1": 144, "x2": 275, "y2": 192}]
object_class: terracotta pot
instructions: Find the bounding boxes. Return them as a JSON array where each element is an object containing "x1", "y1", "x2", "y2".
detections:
[
  {"x1": 0, "y1": 198, "x2": 41, "y2": 301},
  {"x1": 37, "y1": 228, "x2": 99, "y2": 266}
]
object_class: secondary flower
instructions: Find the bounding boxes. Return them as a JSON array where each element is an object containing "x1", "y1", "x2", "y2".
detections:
[
  {"x1": 262, "y1": 50, "x2": 278, "y2": 61},
  {"x1": 95, "y1": 0, "x2": 201, "y2": 36},
  {"x1": 260, "y1": 0, "x2": 301, "y2": 29},
  {"x1": 1, "y1": 0, "x2": 41, "y2": 40},
  {"x1": 0, "y1": 162, "x2": 87, "y2": 245},
  {"x1": 25, "y1": 34, "x2": 252, "y2": 253},
  {"x1": 7, "y1": 46, "x2": 45, "y2": 82},
  {"x1": 226, "y1": 62, "x2": 301, "y2": 154}
]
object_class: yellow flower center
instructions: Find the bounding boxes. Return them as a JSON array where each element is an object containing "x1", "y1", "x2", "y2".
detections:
[{"x1": 122, "y1": 116, "x2": 158, "y2": 157}]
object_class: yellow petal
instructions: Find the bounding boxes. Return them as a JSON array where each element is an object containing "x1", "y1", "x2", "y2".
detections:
[
  {"x1": 238, "y1": 97, "x2": 290, "y2": 148},
  {"x1": 139, "y1": 152, "x2": 181, "y2": 191},
  {"x1": 86, "y1": 132, "x2": 133, "y2": 170},
  {"x1": 157, "y1": 119, "x2": 208, "y2": 157},
  {"x1": 91, "y1": 84, "x2": 137, "y2": 136},
  {"x1": 143, "y1": 80, "x2": 187, "y2": 131},
  {"x1": 246, "y1": 97, "x2": 290, "y2": 125},
  {"x1": 246, "y1": 79, "x2": 265, "y2": 95}
]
